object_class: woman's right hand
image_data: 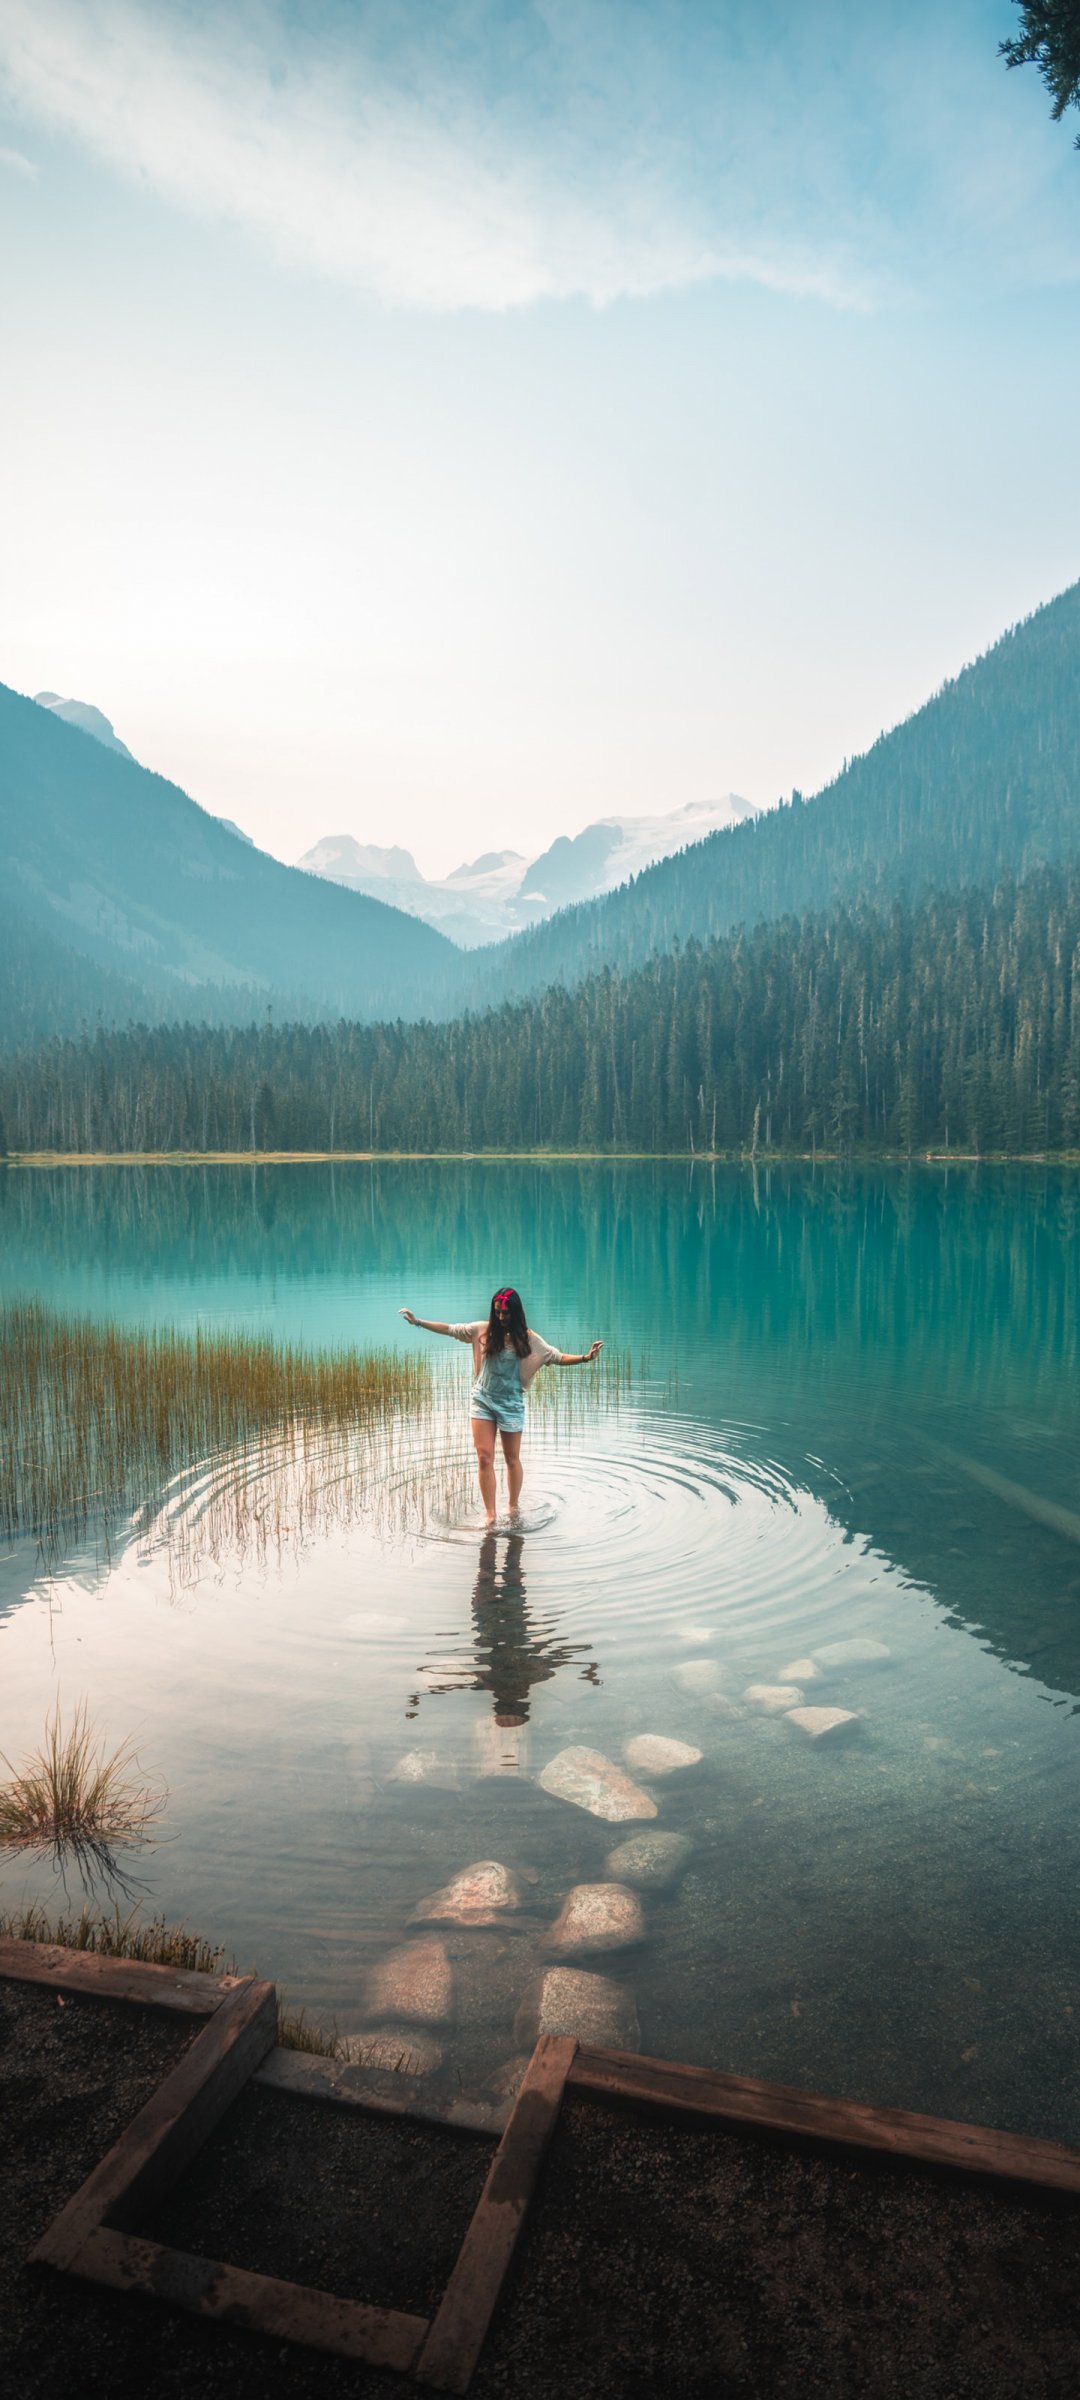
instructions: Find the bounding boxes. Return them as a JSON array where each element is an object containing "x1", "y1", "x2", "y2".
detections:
[{"x1": 399, "y1": 1308, "x2": 419, "y2": 1325}]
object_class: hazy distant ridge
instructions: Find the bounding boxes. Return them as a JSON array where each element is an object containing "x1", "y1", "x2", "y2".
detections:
[{"x1": 0, "y1": 682, "x2": 463, "y2": 1045}]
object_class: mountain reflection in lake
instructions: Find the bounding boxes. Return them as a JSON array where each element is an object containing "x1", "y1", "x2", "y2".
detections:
[{"x1": 1, "y1": 1161, "x2": 1079, "y2": 2142}]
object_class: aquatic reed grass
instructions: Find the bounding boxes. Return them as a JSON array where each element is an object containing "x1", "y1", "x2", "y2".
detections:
[
  {"x1": 0, "y1": 1702, "x2": 164, "y2": 1849},
  {"x1": 0, "y1": 1300, "x2": 433, "y2": 1553}
]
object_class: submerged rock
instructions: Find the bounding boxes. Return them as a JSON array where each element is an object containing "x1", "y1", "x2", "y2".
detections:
[
  {"x1": 536, "y1": 1745, "x2": 657, "y2": 1823},
  {"x1": 548, "y1": 1882, "x2": 645, "y2": 1957},
  {"x1": 668, "y1": 1658, "x2": 724, "y2": 1698},
  {"x1": 604, "y1": 1830, "x2": 694, "y2": 1890},
  {"x1": 363, "y1": 1938, "x2": 453, "y2": 2025},
  {"x1": 779, "y1": 1657, "x2": 820, "y2": 1684},
  {"x1": 785, "y1": 1705, "x2": 861, "y2": 1742},
  {"x1": 622, "y1": 1733, "x2": 703, "y2": 1778},
  {"x1": 744, "y1": 1683, "x2": 804, "y2": 1714},
  {"x1": 514, "y1": 1965, "x2": 641, "y2": 2052},
  {"x1": 410, "y1": 1860, "x2": 521, "y2": 1927},
  {"x1": 339, "y1": 2026, "x2": 444, "y2": 2076},
  {"x1": 812, "y1": 1637, "x2": 891, "y2": 1670},
  {"x1": 472, "y1": 1717, "x2": 531, "y2": 1778}
]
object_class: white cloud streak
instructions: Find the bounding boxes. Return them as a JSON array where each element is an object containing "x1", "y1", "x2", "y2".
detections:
[
  {"x1": 0, "y1": 140, "x2": 37, "y2": 176},
  {"x1": 0, "y1": 0, "x2": 872, "y2": 311}
]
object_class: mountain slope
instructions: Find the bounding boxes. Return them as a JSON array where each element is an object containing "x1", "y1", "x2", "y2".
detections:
[
  {"x1": 469, "y1": 580, "x2": 1080, "y2": 1004},
  {"x1": 0, "y1": 891, "x2": 172, "y2": 1050},
  {"x1": 0, "y1": 683, "x2": 465, "y2": 1041}
]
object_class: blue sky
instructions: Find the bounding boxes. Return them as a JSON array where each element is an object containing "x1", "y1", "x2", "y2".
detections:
[{"x1": 1, "y1": 0, "x2": 1078, "y2": 873}]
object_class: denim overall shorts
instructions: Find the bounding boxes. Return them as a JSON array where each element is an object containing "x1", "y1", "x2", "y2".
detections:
[{"x1": 471, "y1": 1342, "x2": 526, "y2": 1433}]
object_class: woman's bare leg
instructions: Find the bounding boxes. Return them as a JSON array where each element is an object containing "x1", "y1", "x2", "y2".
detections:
[
  {"x1": 470, "y1": 1417, "x2": 498, "y2": 1524},
  {"x1": 500, "y1": 1429, "x2": 523, "y2": 1513}
]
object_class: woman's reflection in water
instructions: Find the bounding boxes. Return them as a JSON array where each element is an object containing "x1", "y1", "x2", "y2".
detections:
[{"x1": 420, "y1": 1531, "x2": 598, "y2": 1723}]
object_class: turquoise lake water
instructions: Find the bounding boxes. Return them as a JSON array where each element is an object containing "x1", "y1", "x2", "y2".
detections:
[{"x1": 1, "y1": 1161, "x2": 1078, "y2": 2136}]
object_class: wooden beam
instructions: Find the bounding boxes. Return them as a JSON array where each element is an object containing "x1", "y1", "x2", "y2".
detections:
[
  {"x1": 32, "y1": 1975, "x2": 278, "y2": 2272},
  {"x1": 70, "y1": 2227, "x2": 429, "y2": 2372},
  {"x1": 0, "y1": 1938, "x2": 242, "y2": 2016},
  {"x1": 568, "y1": 2047, "x2": 1080, "y2": 2195},
  {"x1": 415, "y1": 2034, "x2": 576, "y2": 2393}
]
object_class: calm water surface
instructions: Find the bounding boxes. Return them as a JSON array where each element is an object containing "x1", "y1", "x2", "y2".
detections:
[{"x1": 1, "y1": 1162, "x2": 1078, "y2": 2136}]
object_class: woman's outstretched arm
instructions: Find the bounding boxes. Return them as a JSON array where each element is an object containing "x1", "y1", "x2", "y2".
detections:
[
  {"x1": 555, "y1": 1339, "x2": 603, "y2": 1365},
  {"x1": 399, "y1": 1310, "x2": 460, "y2": 1335}
]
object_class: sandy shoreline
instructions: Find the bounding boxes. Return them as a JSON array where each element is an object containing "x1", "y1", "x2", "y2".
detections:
[{"x1": 5, "y1": 1148, "x2": 1076, "y2": 1169}]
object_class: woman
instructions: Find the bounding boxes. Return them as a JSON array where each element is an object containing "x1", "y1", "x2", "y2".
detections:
[{"x1": 399, "y1": 1287, "x2": 602, "y2": 1525}]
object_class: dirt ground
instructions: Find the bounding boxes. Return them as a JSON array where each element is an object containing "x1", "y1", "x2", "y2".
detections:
[{"x1": 4, "y1": 1972, "x2": 1080, "y2": 2399}]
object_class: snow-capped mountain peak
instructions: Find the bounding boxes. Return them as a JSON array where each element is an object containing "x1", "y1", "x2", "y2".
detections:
[{"x1": 298, "y1": 793, "x2": 757, "y2": 947}]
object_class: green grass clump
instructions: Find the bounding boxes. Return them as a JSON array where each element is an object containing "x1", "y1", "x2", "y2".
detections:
[
  {"x1": 0, "y1": 1703, "x2": 164, "y2": 1851},
  {"x1": 0, "y1": 1898, "x2": 342, "y2": 2055},
  {"x1": 0, "y1": 1897, "x2": 439, "y2": 2069},
  {"x1": 0, "y1": 1897, "x2": 227, "y2": 1975}
]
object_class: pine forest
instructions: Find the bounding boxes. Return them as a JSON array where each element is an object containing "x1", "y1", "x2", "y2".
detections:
[{"x1": 6, "y1": 861, "x2": 1080, "y2": 1158}]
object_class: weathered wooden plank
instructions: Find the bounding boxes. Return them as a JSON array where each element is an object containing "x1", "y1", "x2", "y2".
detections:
[
  {"x1": 415, "y1": 2034, "x2": 576, "y2": 2393},
  {"x1": 0, "y1": 1938, "x2": 240, "y2": 2016},
  {"x1": 71, "y1": 2227, "x2": 429, "y2": 2371},
  {"x1": 569, "y1": 2047, "x2": 1080, "y2": 2195},
  {"x1": 32, "y1": 1975, "x2": 278, "y2": 2271},
  {"x1": 255, "y1": 2046, "x2": 509, "y2": 2137}
]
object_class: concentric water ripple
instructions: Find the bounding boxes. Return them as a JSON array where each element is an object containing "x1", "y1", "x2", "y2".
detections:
[
  {"x1": 128, "y1": 1391, "x2": 905, "y2": 1741},
  {"x1": 406, "y1": 1407, "x2": 876, "y2": 1675},
  {"x1": 137, "y1": 1402, "x2": 865, "y2": 1677}
]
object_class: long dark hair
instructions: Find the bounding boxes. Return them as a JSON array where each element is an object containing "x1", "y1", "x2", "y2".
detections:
[{"x1": 484, "y1": 1287, "x2": 530, "y2": 1360}]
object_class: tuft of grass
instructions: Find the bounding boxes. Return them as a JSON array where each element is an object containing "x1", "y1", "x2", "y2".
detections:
[
  {"x1": 0, "y1": 1897, "x2": 228, "y2": 1975},
  {"x1": 275, "y1": 2002, "x2": 341, "y2": 2056},
  {"x1": 0, "y1": 1702, "x2": 164, "y2": 1850}
]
